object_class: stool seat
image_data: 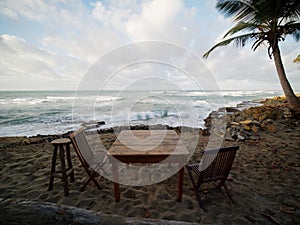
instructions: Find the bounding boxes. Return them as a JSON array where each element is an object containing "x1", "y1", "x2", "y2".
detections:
[
  {"x1": 51, "y1": 138, "x2": 71, "y2": 145},
  {"x1": 48, "y1": 138, "x2": 75, "y2": 196}
]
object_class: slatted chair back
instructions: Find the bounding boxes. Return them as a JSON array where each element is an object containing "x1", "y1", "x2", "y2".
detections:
[
  {"x1": 69, "y1": 127, "x2": 102, "y2": 191},
  {"x1": 199, "y1": 146, "x2": 239, "y2": 183},
  {"x1": 70, "y1": 127, "x2": 95, "y2": 166}
]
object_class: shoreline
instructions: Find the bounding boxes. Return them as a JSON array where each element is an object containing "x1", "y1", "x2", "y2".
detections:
[
  {"x1": 0, "y1": 99, "x2": 266, "y2": 139},
  {"x1": 0, "y1": 94, "x2": 291, "y2": 140},
  {"x1": 0, "y1": 95, "x2": 299, "y2": 224},
  {"x1": 1, "y1": 90, "x2": 291, "y2": 138}
]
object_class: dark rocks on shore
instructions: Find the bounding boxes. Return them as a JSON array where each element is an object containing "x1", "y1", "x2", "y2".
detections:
[
  {"x1": 204, "y1": 96, "x2": 299, "y2": 142},
  {"x1": 81, "y1": 120, "x2": 105, "y2": 129}
]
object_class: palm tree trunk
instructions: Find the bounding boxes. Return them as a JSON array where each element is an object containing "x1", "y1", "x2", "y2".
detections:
[{"x1": 273, "y1": 43, "x2": 300, "y2": 113}]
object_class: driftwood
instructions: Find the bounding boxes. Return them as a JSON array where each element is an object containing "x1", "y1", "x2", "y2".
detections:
[{"x1": 0, "y1": 198, "x2": 199, "y2": 225}]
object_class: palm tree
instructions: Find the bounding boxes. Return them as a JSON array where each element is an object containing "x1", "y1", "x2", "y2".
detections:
[{"x1": 203, "y1": 0, "x2": 300, "y2": 114}]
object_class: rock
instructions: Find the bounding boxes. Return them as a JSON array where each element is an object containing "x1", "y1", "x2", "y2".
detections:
[
  {"x1": 204, "y1": 94, "x2": 299, "y2": 141},
  {"x1": 242, "y1": 130, "x2": 252, "y2": 136},
  {"x1": 0, "y1": 198, "x2": 199, "y2": 225},
  {"x1": 234, "y1": 115, "x2": 242, "y2": 123},
  {"x1": 224, "y1": 107, "x2": 240, "y2": 113},
  {"x1": 225, "y1": 132, "x2": 235, "y2": 141},
  {"x1": 266, "y1": 124, "x2": 277, "y2": 133},
  {"x1": 258, "y1": 114, "x2": 267, "y2": 121},
  {"x1": 242, "y1": 124, "x2": 251, "y2": 131},
  {"x1": 22, "y1": 138, "x2": 30, "y2": 145},
  {"x1": 237, "y1": 132, "x2": 246, "y2": 141},
  {"x1": 251, "y1": 125, "x2": 258, "y2": 133},
  {"x1": 82, "y1": 120, "x2": 105, "y2": 127},
  {"x1": 97, "y1": 121, "x2": 105, "y2": 126},
  {"x1": 252, "y1": 120, "x2": 261, "y2": 126},
  {"x1": 240, "y1": 120, "x2": 253, "y2": 125},
  {"x1": 230, "y1": 122, "x2": 239, "y2": 126},
  {"x1": 249, "y1": 135, "x2": 260, "y2": 140}
]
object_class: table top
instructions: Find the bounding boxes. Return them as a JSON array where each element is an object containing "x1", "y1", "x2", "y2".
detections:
[{"x1": 109, "y1": 130, "x2": 188, "y2": 158}]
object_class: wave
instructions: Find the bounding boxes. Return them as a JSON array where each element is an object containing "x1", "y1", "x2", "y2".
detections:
[
  {"x1": 0, "y1": 90, "x2": 286, "y2": 136},
  {"x1": 0, "y1": 95, "x2": 123, "y2": 105},
  {"x1": 130, "y1": 110, "x2": 176, "y2": 121},
  {"x1": 0, "y1": 97, "x2": 47, "y2": 105},
  {"x1": 221, "y1": 90, "x2": 279, "y2": 97},
  {"x1": 96, "y1": 96, "x2": 123, "y2": 102},
  {"x1": 149, "y1": 91, "x2": 180, "y2": 94}
]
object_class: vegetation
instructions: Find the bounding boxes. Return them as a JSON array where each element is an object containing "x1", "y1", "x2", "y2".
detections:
[
  {"x1": 294, "y1": 54, "x2": 300, "y2": 63},
  {"x1": 203, "y1": 0, "x2": 300, "y2": 113}
]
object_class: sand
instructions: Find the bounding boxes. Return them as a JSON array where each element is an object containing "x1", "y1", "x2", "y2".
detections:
[{"x1": 0, "y1": 120, "x2": 299, "y2": 224}]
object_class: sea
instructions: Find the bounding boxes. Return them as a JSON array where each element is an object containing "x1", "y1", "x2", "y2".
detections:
[{"x1": 0, "y1": 90, "x2": 286, "y2": 137}]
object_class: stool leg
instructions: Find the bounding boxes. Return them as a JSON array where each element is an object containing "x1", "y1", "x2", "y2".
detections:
[
  {"x1": 48, "y1": 145, "x2": 58, "y2": 191},
  {"x1": 66, "y1": 143, "x2": 75, "y2": 182},
  {"x1": 59, "y1": 145, "x2": 69, "y2": 196}
]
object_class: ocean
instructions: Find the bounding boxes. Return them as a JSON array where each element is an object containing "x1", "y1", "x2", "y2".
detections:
[{"x1": 0, "y1": 90, "x2": 285, "y2": 137}]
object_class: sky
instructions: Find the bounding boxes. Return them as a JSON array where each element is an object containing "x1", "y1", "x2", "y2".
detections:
[{"x1": 0, "y1": 0, "x2": 299, "y2": 91}]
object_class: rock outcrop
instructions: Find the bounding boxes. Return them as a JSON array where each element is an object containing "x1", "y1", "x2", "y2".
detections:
[{"x1": 204, "y1": 95, "x2": 299, "y2": 141}]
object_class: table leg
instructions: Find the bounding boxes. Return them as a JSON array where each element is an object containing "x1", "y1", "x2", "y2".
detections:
[
  {"x1": 112, "y1": 163, "x2": 120, "y2": 202},
  {"x1": 177, "y1": 167, "x2": 184, "y2": 202}
]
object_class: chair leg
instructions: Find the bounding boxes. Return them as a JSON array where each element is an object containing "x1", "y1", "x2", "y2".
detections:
[
  {"x1": 89, "y1": 171, "x2": 101, "y2": 190},
  {"x1": 80, "y1": 170, "x2": 101, "y2": 191},
  {"x1": 223, "y1": 183, "x2": 237, "y2": 205},
  {"x1": 186, "y1": 167, "x2": 206, "y2": 211},
  {"x1": 80, "y1": 177, "x2": 92, "y2": 192}
]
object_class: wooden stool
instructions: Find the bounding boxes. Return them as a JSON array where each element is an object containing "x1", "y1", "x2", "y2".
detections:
[{"x1": 48, "y1": 138, "x2": 75, "y2": 196}]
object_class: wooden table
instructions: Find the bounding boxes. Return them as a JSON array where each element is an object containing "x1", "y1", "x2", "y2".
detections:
[{"x1": 108, "y1": 130, "x2": 189, "y2": 202}]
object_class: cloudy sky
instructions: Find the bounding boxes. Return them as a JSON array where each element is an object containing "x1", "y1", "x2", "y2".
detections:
[{"x1": 0, "y1": 0, "x2": 299, "y2": 91}]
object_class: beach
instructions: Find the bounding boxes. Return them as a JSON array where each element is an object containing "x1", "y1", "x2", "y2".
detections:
[{"x1": 0, "y1": 97, "x2": 299, "y2": 224}]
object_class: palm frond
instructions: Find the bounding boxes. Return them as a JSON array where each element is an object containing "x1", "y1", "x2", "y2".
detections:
[
  {"x1": 291, "y1": 30, "x2": 300, "y2": 42},
  {"x1": 254, "y1": 0, "x2": 300, "y2": 22},
  {"x1": 252, "y1": 38, "x2": 266, "y2": 51},
  {"x1": 280, "y1": 22, "x2": 300, "y2": 40},
  {"x1": 223, "y1": 21, "x2": 263, "y2": 38},
  {"x1": 204, "y1": 0, "x2": 300, "y2": 59},
  {"x1": 216, "y1": 0, "x2": 257, "y2": 22},
  {"x1": 203, "y1": 33, "x2": 258, "y2": 58},
  {"x1": 277, "y1": 0, "x2": 300, "y2": 20}
]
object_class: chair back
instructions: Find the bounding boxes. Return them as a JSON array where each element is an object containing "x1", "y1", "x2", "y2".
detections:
[
  {"x1": 199, "y1": 146, "x2": 239, "y2": 183},
  {"x1": 69, "y1": 127, "x2": 95, "y2": 168}
]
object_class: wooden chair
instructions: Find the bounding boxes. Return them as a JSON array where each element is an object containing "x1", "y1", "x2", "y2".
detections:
[
  {"x1": 186, "y1": 146, "x2": 239, "y2": 210},
  {"x1": 69, "y1": 127, "x2": 107, "y2": 191}
]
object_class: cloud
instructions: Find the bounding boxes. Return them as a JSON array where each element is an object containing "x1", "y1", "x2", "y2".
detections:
[
  {"x1": 125, "y1": 0, "x2": 200, "y2": 45},
  {"x1": 0, "y1": 6, "x2": 18, "y2": 20},
  {"x1": 92, "y1": 0, "x2": 139, "y2": 33},
  {"x1": 0, "y1": 0, "x2": 57, "y2": 21},
  {"x1": 0, "y1": 34, "x2": 87, "y2": 90},
  {"x1": 0, "y1": 0, "x2": 299, "y2": 91}
]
